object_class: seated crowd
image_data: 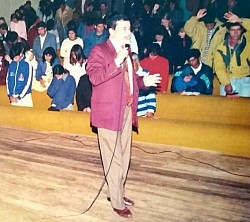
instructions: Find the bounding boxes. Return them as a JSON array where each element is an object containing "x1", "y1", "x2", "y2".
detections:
[{"x1": 0, "y1": 0, "x2": 250, "y2": 118}]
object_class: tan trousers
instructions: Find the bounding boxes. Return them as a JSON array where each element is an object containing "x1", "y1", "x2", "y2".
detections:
[{"x1": 98, "y1": 106, "x2": 132, "y2": 210}]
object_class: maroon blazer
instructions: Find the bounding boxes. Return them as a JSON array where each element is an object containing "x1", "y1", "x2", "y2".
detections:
[{"x1": 87, "y1": 39, "x2": 145, "y2": 131}]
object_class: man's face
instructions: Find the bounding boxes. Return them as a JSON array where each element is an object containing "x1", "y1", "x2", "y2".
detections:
[
  {"x1": 228, "y1": 25, "x2": 242, "y2": 41},
  {"x1": 155, "y1": 34, "x2": 163, "y2": 42},
  {"x1": 68, "y1": 31, "x2": 76, "y2": 40},
  {"x1": 109, "y1": 20, "x2": 131, "y2": 46},
  {"x1": 100, "y1": 4, "x2": 107, "y2": 13},
  {"x1": 161, "y1": 18, "x2": 170, "y2": 28},
  {"x1": 38, "y1": 27, "x2": 46, "y2": 37},
  {"x1": 178, "y1": 28, "x2": 186, "y2": 38},
  {"x1": 205, "y1": 22, "x2": 215, "y2": 30},
  {"x1": 188, "y1": 57, "x2": 200, "y2": 68},
  {"x1": 95, "y1": 24, "x2": 105, "y2": 34}
]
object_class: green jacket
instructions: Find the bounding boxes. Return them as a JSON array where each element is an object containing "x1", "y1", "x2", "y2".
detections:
[
  {"x1": 214, "y1": 19, "x2": 250, "y2": 86},
  {"x1": 184, "y1": 16, "x2": 226, "y2": 68}
]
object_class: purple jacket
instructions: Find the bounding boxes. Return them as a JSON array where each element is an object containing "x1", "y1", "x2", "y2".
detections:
[{"x1": 87, "y1": 39, "x2": 145, "y2": 131}]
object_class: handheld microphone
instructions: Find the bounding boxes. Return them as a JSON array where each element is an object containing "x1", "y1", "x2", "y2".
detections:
[{"x1": 125, "y1": 43, "x2": 130, "y2": 49}]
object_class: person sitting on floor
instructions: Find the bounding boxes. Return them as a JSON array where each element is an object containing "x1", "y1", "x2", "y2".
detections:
[
  {"x1": 47, "y1": 64, "x2": 76, "y2": 111},
  {"x1": 171, "y1": 48, "x2": 214, "y2": 95}
]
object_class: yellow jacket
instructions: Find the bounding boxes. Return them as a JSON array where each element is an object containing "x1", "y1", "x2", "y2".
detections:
[
  {"x1": 184, "y1": 16, "x2": 226, "y2": 68},
  {"x1": 214, "y1": 19, "x2": 250, "y2": 86}
]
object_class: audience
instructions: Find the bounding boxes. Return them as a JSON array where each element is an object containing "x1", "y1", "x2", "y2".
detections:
[{"x1": 1, "y1": 0, "x2": 250, "y2": 113}]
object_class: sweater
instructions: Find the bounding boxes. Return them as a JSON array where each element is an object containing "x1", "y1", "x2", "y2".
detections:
[{"x1": 47, "y1": 73, "x2": 76, "y2": 110}]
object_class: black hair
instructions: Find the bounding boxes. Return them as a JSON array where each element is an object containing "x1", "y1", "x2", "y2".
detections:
[
  {"x1": 226, "y1": 22, "x2": 243, "y2": 30},
  {"x1": 107, "y1": 14, "x2": 129, "y2": 30},
  {"x1": 0, "y1": 23, "x2": 8, "y2": 30},
  {"x1": 187, "y1": 48, "x2": 201, "y2": 60},
  {"x1": 53, "y1": 64, "x2": 65, "y2": 77},
  {"x1": 42, "y1": 47, "x2": 57, "y2": 65},
  {"x1": 46, "y1": 19, "x2": 55, "y2": 31},
  {"x1": 36, "y1": 21, "x2": 47, "y2": 29},
  {"x1": 147, "y1": 43, "x2": 161, "y2": 56},
  {"x1": 95, "y1": 18, "x2": 106, "y2": 26},
  {"x1": 6, "y1": 31, "x2": 18, "y2": 43},
  {"x1": 9, "y1": 42, "x2": 24, "y2": 60}
]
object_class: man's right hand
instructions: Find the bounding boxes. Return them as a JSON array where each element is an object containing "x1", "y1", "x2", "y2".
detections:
[
  {"x1": 225, "y1": 83, "x2": 233, "y2": 94},
  {"x1": 115, "y1": 47, "x2": 129, "y2": 66},
  {"x1": 197, "y1": 9, "x2": 207, "y2": 19}
]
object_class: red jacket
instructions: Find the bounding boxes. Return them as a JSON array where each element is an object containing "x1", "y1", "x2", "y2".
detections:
[
  {"x1": 140, "y1": 56, "x2": 169, "y2": 92},
  {"x1": 87, "y1": 40, "x2": 145, "y2": 131}
]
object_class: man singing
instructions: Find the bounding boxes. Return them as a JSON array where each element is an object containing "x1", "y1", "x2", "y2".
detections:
[{"x1": 87, "y1": 14, "x2": 161, "y2": 218}]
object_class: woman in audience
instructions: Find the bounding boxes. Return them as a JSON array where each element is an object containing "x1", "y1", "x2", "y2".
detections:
[
  {"x1": 64, "y1": 44, "x2": 86, "y2": 86},
  {"x1": 47, "y1": 64, "x2": 76, "y2": 111},
  {"x1": 60, "y1": 26, "x2": 83, "y2": 66},
  {"x1": 34, "y1": 47, "x2": 60, "y2": 92},
  {"x1": 10, "y1": 13, "x2": 27, "y2": 40}
]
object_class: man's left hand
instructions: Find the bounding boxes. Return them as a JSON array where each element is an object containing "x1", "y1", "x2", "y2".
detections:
[{"x1": 143, "y1": 73, "x2": 162, "y2": 87}]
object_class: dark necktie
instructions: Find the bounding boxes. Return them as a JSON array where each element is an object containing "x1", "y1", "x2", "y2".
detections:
[{"x1": 123, "y1": 60, "x2": 133, "y2": 107}]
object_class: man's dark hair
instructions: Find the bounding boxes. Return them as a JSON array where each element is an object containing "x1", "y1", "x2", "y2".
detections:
[
  {"x1": 100, "y1": 1, "x2": 107, "y2": 7},
  {"x1": 107, "y1": 14, "x2": 129, "y2": 30},
  {"x1": 226, "y1": 22, "x2": 243, "y2": 30},
  {"x1": 201, "y1": 10, "x2": 216, "y2": 24},
  {"x1": 9, "y1": 42, "x2": 24, "y2": 60},
  {"x1": 46, "y1": 19, "x2": 55, "y2": 31},
  {"x1": 95, "y1": 18, "x2": 106, "y2": 26},
  {"x1": 6, "y1": 31, "x2": 18, "y2": 43},
  {"x1": 0, "y1": 23, "x2": 8, "y2": 31},
  {"x1": 187, "y1": 48, "x2": 201, "y2": 60},
  {"x1": 36, "y1": 21, "x2": 47, "y2": 29}
]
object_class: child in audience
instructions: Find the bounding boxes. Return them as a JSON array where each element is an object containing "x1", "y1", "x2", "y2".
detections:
[
  {"x1": 132, "y1": 53, "x2": 157, "y2": 119},
  {"x1": 6, "y1": 42, "x2": 33, "y2": 107}
]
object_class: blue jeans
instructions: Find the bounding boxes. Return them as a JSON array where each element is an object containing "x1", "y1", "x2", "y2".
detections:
[{"x1": 220, "y1": 76, "x2": 250, "y2": 97}]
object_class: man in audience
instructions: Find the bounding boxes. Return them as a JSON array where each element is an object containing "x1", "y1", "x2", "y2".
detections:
[
  {"x1": 0, "y1": 23, "x2": 10, "y2": 42},
  {"x1": 171, "y1": 48, "x2": 214, "y2": 95},
  {"x1": 184, "y1": 8, "x2": 226, "y2": 69},
  {"x1": 214, "y1": 12, "x2": 250, "y2": 97},
  {"x1": 33, "y1": 21, "x2": 57, "y2": 61},
  {"x1": 83, "y1": 18, "x2": 108, "y2": 58}
]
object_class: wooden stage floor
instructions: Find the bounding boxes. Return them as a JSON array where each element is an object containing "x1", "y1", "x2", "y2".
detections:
[{"x1": 0, "y1": 126, "x2": 250, "y2": 222}]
